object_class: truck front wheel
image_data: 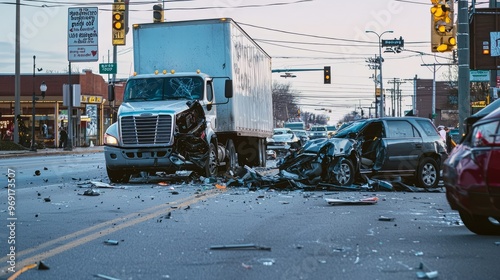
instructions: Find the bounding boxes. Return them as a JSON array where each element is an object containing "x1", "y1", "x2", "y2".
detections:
[
  {"x1": 204, "y1": 143, "x2": 218, "y2": 177},
  {"x1": 225, "y1": 139, "x2": 238, "y2": 173},
  {"x1": 107, "y1": 167, "x2": 130, "y2": 183}
]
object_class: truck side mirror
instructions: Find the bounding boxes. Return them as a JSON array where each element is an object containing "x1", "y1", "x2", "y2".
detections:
[
  {"x1": 108, "y1": 83, "x2": 115, "y2": 102},
  {"x1": 224, "y1": 79, "x2": 233, "y2": 99}
]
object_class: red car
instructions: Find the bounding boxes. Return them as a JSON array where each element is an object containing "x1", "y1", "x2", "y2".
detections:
[{"x1": 443, "y1": 106, "x2": 500, "y2": 235}]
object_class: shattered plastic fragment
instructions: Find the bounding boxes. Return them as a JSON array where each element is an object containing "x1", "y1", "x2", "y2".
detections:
[
  {"x1": 38, "y1": 261, "x2": 50, "y2": 270},
  {"x1": 104, "y1": 239, "x2": 119, "y2": 245},
  {"x1": 258, "y1": 258, "x2": 275, "y2": 266},
  {"x1": 94, "y1": 274, "x2": 121, "y2": 280},
  {"x1": 210, "y1": 243, "x2": 271, "y2": 251},
  {"x1": 215, "y1": 184, "x2": 226, "y2": 189},
  {"x1": 325, "y1": 196, "x2": 378, "y2": 205},
  {"x1": 90, "y1": 181, "x2": 113, "y2": 188},
  {"x1": 242, "y1": 263, "x2": 252, "y2": 269},
  {"x1": 416, "y1": 271, "x2": 439, "y2": 279},
  {"x1": 417, "y1": 262, "x2": 438, "y2": 279},
  {"x1": 83, "y1": 189, "x2": 100, "y2": 196}
]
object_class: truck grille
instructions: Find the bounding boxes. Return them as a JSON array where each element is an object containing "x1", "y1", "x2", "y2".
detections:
[{"x1": 120, "y1": 115, "x2": 173, "y2": 145}]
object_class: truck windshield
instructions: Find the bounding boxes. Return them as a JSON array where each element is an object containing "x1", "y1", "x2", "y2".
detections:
[{"x1": 124, "y1": 76, "x2": 204, "y2": 102}]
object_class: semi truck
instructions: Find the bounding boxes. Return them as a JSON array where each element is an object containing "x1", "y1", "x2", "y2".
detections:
[{"x1": 104, "y1": 18, "x2": 273, "y2": 183}]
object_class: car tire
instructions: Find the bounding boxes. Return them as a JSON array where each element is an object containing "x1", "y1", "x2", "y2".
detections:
[
  {"x1": 107, "y1": 167, "x2": 130, "y2": 183},
  {"x1": 416, "y1": 157, "x2": 439, "y2": 188},
  {"x1": 459, "y1": 210, "x2": 500, "y2": 235},
  {"x1": 204, "y1": 142, "x2": 218, "y2": 177},
  {"x1": 329, "y1": 158, "x2": 355, "y2": 186}
]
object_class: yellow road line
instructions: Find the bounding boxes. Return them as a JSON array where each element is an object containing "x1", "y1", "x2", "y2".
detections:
[{"x1": 1, "y1": 189, "x2": 222, "y2": 275}]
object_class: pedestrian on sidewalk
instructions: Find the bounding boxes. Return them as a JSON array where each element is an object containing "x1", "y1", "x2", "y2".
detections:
[{"x1": 59, "y1": 127, "x2": 68, "y2": 148}]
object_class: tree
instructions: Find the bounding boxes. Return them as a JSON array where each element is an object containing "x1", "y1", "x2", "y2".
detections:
[{"x1": 272, "y1": 81, "x2": 300, "y2": 126}]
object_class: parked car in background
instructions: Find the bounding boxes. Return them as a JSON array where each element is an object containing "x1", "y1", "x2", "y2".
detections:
[
  {"x1": 443, "y1": 106, "x2": 500, "y2": 235},
  {"x1": 332, "y1": 117, "x2": 448, "y2": 188},
  {"x1": 326, "y1": 125, "x2": 337, "y2": 138},
  {"x1": 292, "y1": 129, "x2": 310, "y2": 146},
  {"x1": 308, "y1": 125, "x2": 329, "y2": 139},
  {"x1": 267, "y1": 128, "x2": 301, "y2": 156}
]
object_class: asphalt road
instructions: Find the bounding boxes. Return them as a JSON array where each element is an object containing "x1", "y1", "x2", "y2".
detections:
[{"x1": 1, "y1": 152, "x2": 499, "y2": 280}]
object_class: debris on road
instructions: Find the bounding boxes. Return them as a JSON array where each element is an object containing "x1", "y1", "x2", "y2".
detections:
[
  {"x1": 34, "y1": 170, "x2": 41, "y2": 176},
  {"x1": 210, "y1": 243, "x2": 271, "y2": 251},
  {"x1": 325, "y1": 196, "x2": 379, "y2": 205},
  {"x1": 416, "y1": 262, "x2": 439, "y2": 279},
  {"x1": 82, "y1": 189, "x2": 100, "y2": 196},
  {"x1": 38, "y1": 261, "x2": 50, "y2": 270},
  {"x1": 43, "y1": 197, "x2": 51, "y2": 202},
  {"x1": 378, "y1": 216, "x2": 395, "y2": 221},
  {"x1": 104, "y1": 239, "x2": 119, "y2": 245},
  {"x1": 94, "y1": 273, "x2": 122, "y2": 280}
]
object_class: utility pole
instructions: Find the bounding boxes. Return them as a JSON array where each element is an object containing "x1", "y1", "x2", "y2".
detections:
[
  {"x1": 387, "y1": 78, "x2": 405, "y2": 117},
  {"x1": 366, "y1": 56, "x2": 380, "y2": 118},
  {"x1": 489, "y1": 0, "x2": 498, "y2": 103},
  {"x1": 457, "y1": 0, "x2": 470, "y2": 134}
]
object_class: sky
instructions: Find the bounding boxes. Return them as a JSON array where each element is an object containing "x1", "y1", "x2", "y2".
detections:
[{"x1": 1, "y1": 0, "x2": 483, "y2": 124}]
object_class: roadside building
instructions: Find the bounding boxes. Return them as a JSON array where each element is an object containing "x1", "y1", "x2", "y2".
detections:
[{"x1": 0, "y1": 70, "x2": 124, "y2": 148}]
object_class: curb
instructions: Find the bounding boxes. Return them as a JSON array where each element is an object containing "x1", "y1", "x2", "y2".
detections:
[{"x1": 0, "y1": 147, "x2": 104, "y2": 159}]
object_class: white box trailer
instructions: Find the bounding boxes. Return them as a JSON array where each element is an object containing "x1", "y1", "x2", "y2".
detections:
[
  {"x1": 104, "y1": 18, "x2": 273, "y2": 182},
  {"x1": 133, "y1": 18, "x2": 273, "y2": 136}
]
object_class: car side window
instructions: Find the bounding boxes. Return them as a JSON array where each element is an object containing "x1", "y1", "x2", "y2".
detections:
[
  {"x1": 416, "y1": 120, "x2": 438, "y2": 137},
  {"x1": 472, "y1": 121, "x2": 500, "y2": 147},
  {"x1": 386, "y1": 120, "x2": 416, "y2": 138}
]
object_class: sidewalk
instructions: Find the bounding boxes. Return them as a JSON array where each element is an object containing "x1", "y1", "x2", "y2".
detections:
[{"x1": 0, "y1": 145, "x2": 104, "y2": 158}]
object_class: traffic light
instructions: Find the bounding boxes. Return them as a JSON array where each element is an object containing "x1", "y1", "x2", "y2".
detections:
[
  {"x1": 431, "y1": 0, "x2": 456, "y2": 52},
  {"x1": 153, "y1": 4, "x2": 164, "y2": 23},
  {"x1": 324, "y1": 66, "x2": 331, "y2": 84},
  {"x1": 112, "y1": 2, "x2": 126, "y2": 45}
]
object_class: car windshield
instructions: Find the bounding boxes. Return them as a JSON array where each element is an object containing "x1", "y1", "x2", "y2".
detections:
[
  {"x1": 333, "y1": 120, "x2": 367, "y2": 138},
  {"x1": 311, "y1": 127, "x2": 326, "y2": 131},
  {"x1": 274, "y1": 129, "x2": 292, "y2": 135},
  {"x1": 124, "y1": 76, "x2": 204, "y2": 102},
  {"x1": 293, "y1": 130, "x2": 306, "y2": 136}
]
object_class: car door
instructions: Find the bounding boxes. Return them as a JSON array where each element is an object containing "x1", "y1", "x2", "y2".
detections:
[{"x1": 381, "y1": 119, "x2": 423, "y2": 171}]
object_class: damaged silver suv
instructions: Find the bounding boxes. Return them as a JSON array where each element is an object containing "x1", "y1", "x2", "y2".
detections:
[{"x1": 333, "y1": 117, "x2": 448, "y2": 188}]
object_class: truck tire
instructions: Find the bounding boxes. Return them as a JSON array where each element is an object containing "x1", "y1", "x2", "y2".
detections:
[
  {"x1": 225, "y1": 139, "x2": 238, "y2": 173},
  {"x1": 204, "y1": 142, "x2": 218, "y2": 177},
  {"x1": 107, "y1": 167, "x2": 130, "y2": 183},
  {"x1": 416, "y1": 157, "x2": 439, "y2": 188}
]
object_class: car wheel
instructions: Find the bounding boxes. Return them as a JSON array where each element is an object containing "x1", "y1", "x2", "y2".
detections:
[
  {"x1": 459, "y1": 210, "x2": 500, "y2": 235},
  {"x1": 416, "y1": 157, "x2": 439, "y2": 188},
  {"x1": 204, "y1": 142, "x2": 218, "y2": 177},
  {"x1": 106, "y1": 167, "x2": 130, "y2": 183},
  {"x1": 329, "y1": 158, "x2": 355, "y2": 186}
]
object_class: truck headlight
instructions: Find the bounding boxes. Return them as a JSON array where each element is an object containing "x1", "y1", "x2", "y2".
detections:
[{"x1": 104, "y1": 133, "x2": 119, "y2": 146}]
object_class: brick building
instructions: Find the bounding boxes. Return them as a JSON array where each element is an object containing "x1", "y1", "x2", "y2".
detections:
[
  {"x1": 0, "y1": 70, "x2": 124, "y2": 148},
  {"x1": 414, "y1": 79, "x2": 458, "y2": 127}
]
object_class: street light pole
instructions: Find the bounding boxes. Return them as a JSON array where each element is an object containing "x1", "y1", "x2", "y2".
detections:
[
  {"x1": 30, "y1": 55, "x2": 46, "y2": 152},
  {"x1": 366, "y1": 30, "x2": 393, "y2": 118},
  {"x1": 30, "y1": 55, "x2": 37, "y2": 151}
]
